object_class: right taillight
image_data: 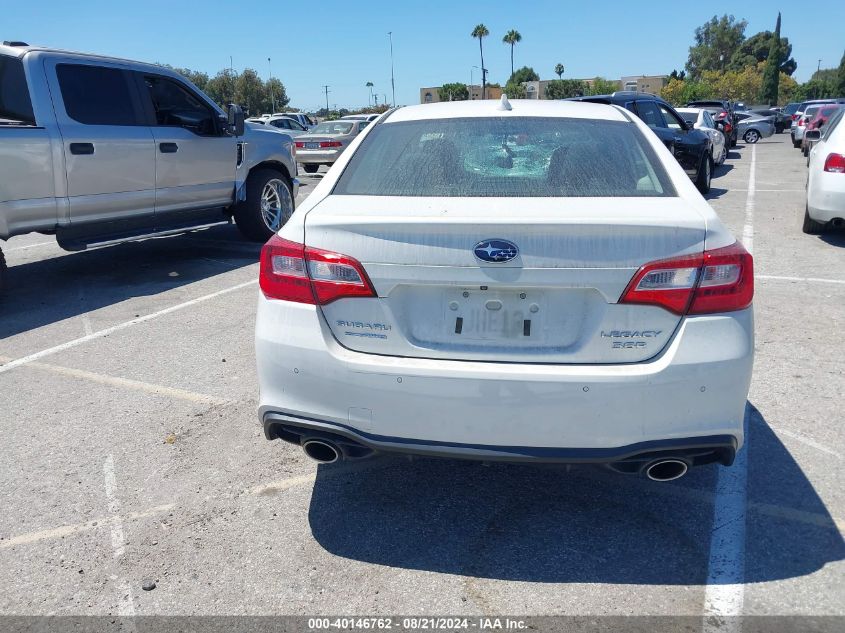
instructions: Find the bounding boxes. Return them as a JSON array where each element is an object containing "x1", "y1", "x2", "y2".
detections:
[
  {"x1": 823, "y1": 153, "x2": 845, "y2": 173},
  {"x1": 620, "y1": 242, "x2": 753, "y2": 315},
  {"x1": 259, "y1": 235, "x2": 376, "y2": 305}
]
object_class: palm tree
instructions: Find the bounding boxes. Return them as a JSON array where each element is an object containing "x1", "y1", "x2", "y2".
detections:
[
  {"x1": 554, "y1": 63, "x2": 565, "y2": 79},
  {"x1": 365, "y1": 81, "x2": 374, "y2": 106},
  {"x1": 471, "y1": 24, "x2": 489, "y2": 98},
  {"x1": 503, "y1": 30, "x2": 522, "y2": 78}
]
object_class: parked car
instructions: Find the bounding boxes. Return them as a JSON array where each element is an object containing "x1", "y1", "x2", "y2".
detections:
[
  {"x1": 801, "y1": 105, "x2": 843, "y2": 156},
  {"x1": 0, "y1": 42, "x2": 300, "y2": 286},
  {"x1": 803, "y1": 108, "x2": 845, "y2": 233},
  {"x1": 791, "y1": 99, "x2": 845, "y2": 138},
  {"x1": 750, "y1": 106, "x2": 791, "y2": 133},
  {"x1": 573, "y1": 92, "x2": 715, "y2": 193},
  {"x1": 677, "y1": 107, "x2": 727, "y2": 164},
  {"x1": 782, "y1": 102, "x2": 801, "y2": 126},
  {"x1": 280, "y1": 112, "x2": 317, "y2": 129},
  {"x1": 294, "y1": 119, "x2": 370, "y2": 173},
  {"x1": 733, "y1": 112, "x2": 775, "y2": 144},
  {"x1": 340, "y1": 113, "x2": 382, "y2": 123},
  {"x1": 686, "y1": 99, "x2": 738, "y2": 147},
  {"x1": 792, "y1": 105, "x2": 824, "y2": 148},
  {"x1": 256, "y1": 98, "x2": 754, "y2": 480},
  {"x1": 263, "y1": 115, "x2": 309, "y2": 136}
]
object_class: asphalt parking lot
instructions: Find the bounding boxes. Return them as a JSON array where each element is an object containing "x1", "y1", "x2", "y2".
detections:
[{"x1": 1, "y1": 135, "x2": 843, "y2": 626}]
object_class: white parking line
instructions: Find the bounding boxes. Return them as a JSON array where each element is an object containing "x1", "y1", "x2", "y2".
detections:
[
  {"x1": 5, "y1": 240, "x2": 57, "y2": 252},
  {"x1": 0, "y1": 279, "x2": 258, "y2": 375},
  {"x1": 103, "y1": 455, "x2": 136, "y2": 617},
  {"x1": 757, "y1": 274, "x2": 845, "y2": 286},
  {"x1": 0, "y1": 504, "x2": 173, "y2": 549},
  {"x1": 0, "y1": 356, "x2": 233, "y2": 405},
  {"x1": 703, "y1": 145, "x2": 755, "y2": 632}
]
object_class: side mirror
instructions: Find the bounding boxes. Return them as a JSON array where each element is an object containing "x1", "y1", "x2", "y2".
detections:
[
  {"x1": 804, "y1": 130, "x2": 822, "y2": 141},
  {"x1": 227, "y1": 103, "x2": 245, "y2": 137}
]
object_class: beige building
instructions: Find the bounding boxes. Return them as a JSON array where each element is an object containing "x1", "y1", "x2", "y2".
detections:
[
  {"x1": 620, "y1": 75, "x2": 669, "y2": 94},
  {"x1": 420, "y1": 84, "x2": 502, "y2": 104}
]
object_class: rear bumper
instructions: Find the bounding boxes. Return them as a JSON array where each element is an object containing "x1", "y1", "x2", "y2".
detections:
[
  {"x1": 297, "y1": 149, "x2": 342, "y2": 164},
  {"x1": 808, "y1": 177, "x2": 845, "y2": 222},
  {"x1": 263, "y1": 412, "x2": 737, "y2": 467},
  {"x1": 256, "y1": 296, "x2": 754, "y2": 457}
]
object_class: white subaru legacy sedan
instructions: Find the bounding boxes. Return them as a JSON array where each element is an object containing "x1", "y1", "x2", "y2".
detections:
[{"x1": 255, "y1": 98, "x2": 754, "y2": 482}]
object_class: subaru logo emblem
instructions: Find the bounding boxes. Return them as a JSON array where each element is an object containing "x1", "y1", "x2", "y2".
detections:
[{"x1": 473, "y1": 239, "x2": 519, "y2": 263}]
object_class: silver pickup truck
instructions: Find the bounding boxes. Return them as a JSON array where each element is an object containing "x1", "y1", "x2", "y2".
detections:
[{"x1": 0, "y1": 41, "x2": 299, "y2": 287}]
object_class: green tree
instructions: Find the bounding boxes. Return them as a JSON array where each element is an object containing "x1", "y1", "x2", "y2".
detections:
[
  {"x1": 686, "y1": 14, "x2": 747, "y2": 79},
  {"x1": 235, "y1": 68, "x2": 267, "y2": 115},
  {"x1": 471, "y1": 24, "x2": 489, "y2": 98},
  {"x1": 438, "y1": 82, "x2": 469, "y2": 101},
  {"x1": 554, "y1": 63, "x2": 564, "y2": 79},
  {"x1": 502, "y1": 30, "x2": 522, "y2": 78},
  {"x1": 837, "y1": 51, "x2": 845, "y2": 96},
  {"x1": 729, "y1": 30, "x2": 796, "y2": 75},
  {"x1": 545, "y1": 79, "x2": 586, "y2": 99},
  {"x1": 508, "y1": 66, "x2": 540, "y2": 85},
  {"x1": 503, "y1": 80, "x2": 526, "y2": 99},
  {"x1": 266, "y1": 77, "x2": 289, "y2": 111},
  {"x1": 204, "y1": 68, "x2": 238, "y2": 107},
  {"x1": 585, "y1": 77, "x2": 621, "y2": 95},
  {"x1": 172, "y1": 68, "x2": 209, "y2": 92},
  {"x1": 760, "y1": 13, "x2": 782, "y2": 105}
]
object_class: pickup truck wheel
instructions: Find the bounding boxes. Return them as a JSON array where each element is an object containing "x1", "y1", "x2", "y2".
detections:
[
  {"x1": 234, "y1": 169, "x2": 294, "y2": 242},
  {"x1": 695, "y1": 153, "x2": 712, "y2": 194},
  {"x1": 302, "y1": 164, "x2": 319, "y2": 174}
]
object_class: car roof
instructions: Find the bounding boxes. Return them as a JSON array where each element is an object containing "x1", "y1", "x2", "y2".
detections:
[{"x1": 387, "y1": 99, "x2": 628, "y2": 123}]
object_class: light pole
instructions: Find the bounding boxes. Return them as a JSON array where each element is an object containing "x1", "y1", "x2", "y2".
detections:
[
  {"x1": 388, "y1": 31, "x2": 396, "y2": 107},
  {"x1": 818, "y1": 59, "x2": 822, "y2": 74},
  {"x1": 268, "y1": 57, "x2": 275, "y2": 113},
  {"x1": 322, "y1": 85, "x2": 330, "y2": 116}
]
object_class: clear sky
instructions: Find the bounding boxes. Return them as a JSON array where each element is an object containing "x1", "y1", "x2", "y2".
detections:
[{"x1": 6, "y1": 1, "x2": 844, "y2": 111}]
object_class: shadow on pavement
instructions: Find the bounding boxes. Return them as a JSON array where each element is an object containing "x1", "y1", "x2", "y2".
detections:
[
  {"x1": 308, "y1": 404, "x2": 843, "y2": 584},
  {"x1": 704, "y1": 187, "x2": 729, "y2": 200},
  {"x1": 714, "y1": 163, "x2": 735, "y2": 177},
  {"x1": 0, "y1": 224, "x2": 261, "y2": 340},
  {"x1": 819, "y1": 229, "x2": 845, "y2": 247}
]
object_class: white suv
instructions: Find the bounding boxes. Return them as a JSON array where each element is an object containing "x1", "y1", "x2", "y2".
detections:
[{"x1": 255, "y1": 98, "x2": 754, "y2": 481}]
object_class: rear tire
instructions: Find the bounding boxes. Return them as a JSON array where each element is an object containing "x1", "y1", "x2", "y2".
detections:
[
  {"x1": 695, "y1": 153, "x2": 712, "y2": 194},
  {"x1": 793, "y1": 138, "x2": 801, "y2": 148},
  {"x1": 802, "y1": 206, "x2": 826, "y2": 235},
  {"x1": 302, "y1": 164, "x2": 319, "y2": 174},
  {"x1": 743, "y1": 129, "x2": 760, "y2": 144},
  {"x1": 234, "y1": 168, "x2": 294, "y2": 242}
]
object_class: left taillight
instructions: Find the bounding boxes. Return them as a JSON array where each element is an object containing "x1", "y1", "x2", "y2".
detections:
[
  {"x1": 259, "y1": 235, "x2": 376, "y2": 305},
  {"x1": 823, "y1": 153, "x2": 845, "y2": 173},
  {"x1": 619, "y1": 242, "x2": 753, "y2": 315}
]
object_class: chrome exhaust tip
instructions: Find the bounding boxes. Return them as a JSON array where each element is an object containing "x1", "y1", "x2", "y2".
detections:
[
  {"x1": 644, "y1": 459, "x2": 689, "y2": 482},
  {"x1": 302, "y1": 439, "x2": 340, "y2": 464}
]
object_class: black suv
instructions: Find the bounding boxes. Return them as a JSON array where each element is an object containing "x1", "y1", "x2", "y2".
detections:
[{"x1": 571, "y1": 92, "x2": 715, "y2": 193}]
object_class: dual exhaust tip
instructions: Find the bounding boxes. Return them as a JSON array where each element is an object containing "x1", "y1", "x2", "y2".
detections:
[
  {"x1": 302, "y1": 438, "x2": 690, "y2": 482},
  {"x1": 302, "y1": 439, "x2": 341, "y2": 464},
  {"x1": 643, "y1": 458, "x2": 689, "y2": 482}
]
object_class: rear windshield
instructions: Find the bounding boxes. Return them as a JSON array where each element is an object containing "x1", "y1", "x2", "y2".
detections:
[
  {"x1": 0, "y1": 55, "x2": 35, "y2": 125},
  {"x1": 334, "y1": 117, "x2": 675, "y2": 198},
  {"x1": 313, "y1": 121, "x2": 353, "y2": 134}
]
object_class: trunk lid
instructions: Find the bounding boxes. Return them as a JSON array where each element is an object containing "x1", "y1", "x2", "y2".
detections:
[{"x1": 305, "y1": 196, "x2": 706, "y2": 364}]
